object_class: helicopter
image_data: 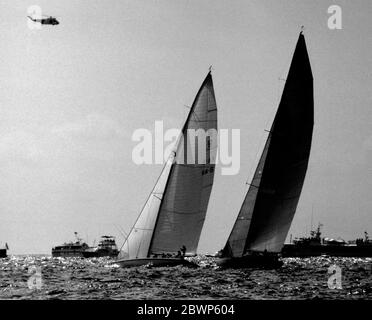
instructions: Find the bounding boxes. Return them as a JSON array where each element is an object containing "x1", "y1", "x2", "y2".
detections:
[{"x1": 27, "y1": 15, "x2": 59, "y2": 25}]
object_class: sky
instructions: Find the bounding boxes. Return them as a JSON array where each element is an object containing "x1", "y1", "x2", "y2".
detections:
[{"x1": 0, "y1": 0, "x2": 371, "y2": 254}]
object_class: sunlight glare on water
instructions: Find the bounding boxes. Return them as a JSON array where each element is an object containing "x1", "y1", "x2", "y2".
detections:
[{"x1": 0, "y1": 256, "x2": 371, "y2": 299}]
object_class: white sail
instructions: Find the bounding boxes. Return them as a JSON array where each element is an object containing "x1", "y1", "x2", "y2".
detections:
[
  {"x1": 118, "y1": 157, "x2": 173, "y2": 260},
  {"x1": 149, "y1": 73, "x2": 217, "y2": 255},
  {"x1": 119, "y1": 72, "x2": 217, "y2": 260}
]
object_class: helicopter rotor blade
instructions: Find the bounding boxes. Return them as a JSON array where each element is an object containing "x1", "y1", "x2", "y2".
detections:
[{"x1": 41, "y1": 14, "x2": 60, "y2": 18}]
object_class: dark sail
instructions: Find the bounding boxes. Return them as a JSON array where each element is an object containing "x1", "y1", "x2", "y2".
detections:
[{"x1": 223, "y1": 33, "x2": 314, "y2": 256}]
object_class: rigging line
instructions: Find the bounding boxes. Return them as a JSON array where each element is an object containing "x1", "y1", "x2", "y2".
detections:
[
  {"x1": 115, "y1": 225, "x2": 128, "y2": 252},
  {"x1": 118, "y1": 224, "x2": 128, "y2": 237},
  {"x1": 189, "y1": 108, "x2": 201, "y2": 123},
  {"x1": 184, "y1": 102, "x2": 206, "y2": 124},
  {"x1": 117, "y1": 228, "x2": 129, "y2": 253},
  {"x1": 245, "y1": 183, "x2": 259, "y2": 189},
  {"x1": 119, "y1": 226, "x2": 129, "y2": 241}
]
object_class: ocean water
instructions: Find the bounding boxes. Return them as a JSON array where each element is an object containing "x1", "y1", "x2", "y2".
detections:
[{"x1": 0, "y1": 255, "x2": 371, "y2": 300}]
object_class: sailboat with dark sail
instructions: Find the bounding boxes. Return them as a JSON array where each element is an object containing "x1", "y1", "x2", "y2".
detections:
[
  {"x1": 116, "y1": 72, "x2": 218, "y2": 267},
  {"x1": 217, "y1": 32, "x2": 314, "y2": 268}
]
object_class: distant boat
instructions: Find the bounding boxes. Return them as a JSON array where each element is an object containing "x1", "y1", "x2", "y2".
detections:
[
  {"x1": 0, "y1": 243, "x2": 8, "y2": 258},
  {"x1": 116, "y1": 72, "x2": 218, "y2": 267},
  {"x1": 82, "y1": 236, "x2": 119, "y2": 258},
  {"x1": 52, "y1": 232, "x2": 89, "y2": 257},
  {"x1": 282, "y1": 225, "x2": 372, "y2": 257},
  {"x1": 217, "y1": 32, "x2": 314, "y2": 268}
]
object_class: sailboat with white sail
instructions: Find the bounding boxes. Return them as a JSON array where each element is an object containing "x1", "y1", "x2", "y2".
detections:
[
  {"x1": 116, "y1": 72, "x2": 218, "y2": 267},
  {"x1": 217, "y1": 32, "x2": 314, "y2": 268}
]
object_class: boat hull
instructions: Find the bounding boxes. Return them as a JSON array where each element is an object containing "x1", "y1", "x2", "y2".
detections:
[
  {"x1": 0, "y1": 249, "x2": 7, "y2": 258},
  {"x1": 51, "y1": 250, "x2": 85, "y2": 258},
  {"x1": 114, "y1": 258, "x2": 196, "y2": 268},
  {"x1": 216, "y1": 255, "x2": 283, "y2": 269},
  {"x1": 282, "y1": 244, "x2": 372, "y2": 258},
  {"x1": 82, "y1": 250, "x2": 119, "y2": 258}
]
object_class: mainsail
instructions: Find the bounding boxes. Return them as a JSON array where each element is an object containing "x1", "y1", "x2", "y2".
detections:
[
  {"x1": 223, "y1": 32, "x2": 314, "y2": 257},
  {"x1": 119, "y1": 72, "x2": 217, "y2": 260}
]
